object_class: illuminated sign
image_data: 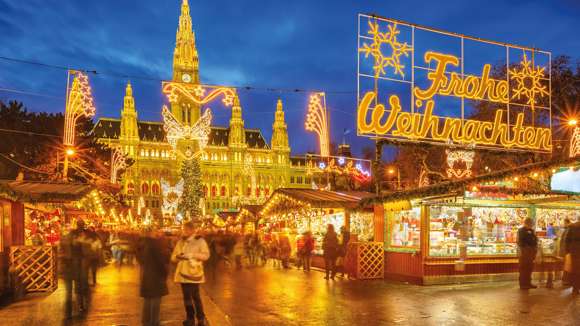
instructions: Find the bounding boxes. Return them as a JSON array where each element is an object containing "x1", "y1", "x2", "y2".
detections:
[
  {"x1": 357, "y1": 15, "x2": 552, "y2": 152},
  {"x1": 306, "y1": 154, "x2": 371, "y2": 182}
]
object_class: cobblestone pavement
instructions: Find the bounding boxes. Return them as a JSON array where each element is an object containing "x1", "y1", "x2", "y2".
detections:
[
  {"x1": 203, "y1": 264, "x2": 580, "y2": 326},
  {"x1": 0, "y1": 264, "x2": 230, "y2": 326}
]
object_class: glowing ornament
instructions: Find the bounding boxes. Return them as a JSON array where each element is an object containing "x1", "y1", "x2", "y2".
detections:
[
  {"x1": 162, "y1": 105, "x2": 212, "y2": 158},
  {"x1": 359, "y1": 21, "x2": 412, "y2": 78},
  {"x1": 161, "y1": 178, "x2": 184, "y2": 216},
  {"x1": 510, "y1": 52, "x2": 549, "y2": 109},
  {"x1": 446, "y1": 149, "x2": 475, "y2": 179},
  {"x1": 63, "y1": 71, "x2": 95, "y2": 147},
  {"x1": 305, "y1": 93, "x2": 330, "y2": 157}
]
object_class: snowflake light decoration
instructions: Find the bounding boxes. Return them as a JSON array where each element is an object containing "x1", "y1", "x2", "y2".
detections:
[
  {"x1": 510, "y1": 52, "x2": 549, "y2": 109},
  {"x1": 359, "y1": 21, "x2": 412, "y2": 78}
]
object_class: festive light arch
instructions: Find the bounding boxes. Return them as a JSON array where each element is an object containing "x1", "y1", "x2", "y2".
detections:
[
  {"x1": 305, "y1": 93, "x2": 330, "y2": 157},
  {"x1": 63, "y1": 71, "x2": 95, "y2": 147}
]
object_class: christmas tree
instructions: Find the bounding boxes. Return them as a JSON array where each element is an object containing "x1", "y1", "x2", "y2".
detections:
[{"x1": 178, "y1": 158, "x2": 203, "y2": 221}]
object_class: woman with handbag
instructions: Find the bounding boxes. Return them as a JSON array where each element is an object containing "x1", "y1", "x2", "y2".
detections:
[{"x1": 171, "y1": 222, "x2": 210, "y2": 326}]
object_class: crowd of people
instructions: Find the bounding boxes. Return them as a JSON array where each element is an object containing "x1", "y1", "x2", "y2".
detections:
[{"x1": 517, "y1": 217, "x2": 580, "y2": 293}]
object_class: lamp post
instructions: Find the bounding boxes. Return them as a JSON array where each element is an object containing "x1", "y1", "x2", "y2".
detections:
[{"x1": 62, "y1": 147, "x2": 75, "y2": 180}]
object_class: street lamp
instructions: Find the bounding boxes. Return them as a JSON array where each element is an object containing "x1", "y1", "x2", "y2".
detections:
[{"x1": 62, "y1": 147, "x2": 76, "y2": 179}]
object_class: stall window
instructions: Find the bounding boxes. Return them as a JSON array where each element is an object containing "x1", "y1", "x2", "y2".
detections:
[
  {"x1": 429, "y1": 206, "x2": 525, "y2": 257},
  {"x1": 535, "y1": 208, "x2": 580, "y2": 255},
  {"x1": 388, "y1": 207, "x2": 420, "y2": 249}
]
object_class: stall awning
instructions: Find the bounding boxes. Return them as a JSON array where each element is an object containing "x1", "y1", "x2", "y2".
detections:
[
  {"x1": 362, "y1": 157, "x2": 580, "y2": 207},
  {"x1": 0, "y1": 180, "x2": 94, "y2": 203},
  {"x1": 261, "y1": 188, "x2": 375, "y2": 216}
]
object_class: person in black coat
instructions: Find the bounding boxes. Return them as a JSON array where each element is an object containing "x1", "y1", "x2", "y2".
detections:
[
  {"x1": 323, "y1": 224, "x2": 340, "y2": 280},
  {"x1": 517, "y1": 218, "x2": 538, "y2": 290},
  {"x1": 137, "y1": 229, "x2": 170, "y2": 326}
]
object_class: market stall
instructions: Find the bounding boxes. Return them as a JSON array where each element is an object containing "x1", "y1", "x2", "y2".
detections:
[
  {"x1": 236, "y1": 205, "x2": 261, "y2": 234},
  {"x1": 260, "y1": 188, "x2": 380, "y2": 277},
  {"x1": 365, "y1": 160, "x2": 580, "y2": 285},
  {"x1": 0, "y1": 180, "x2": 94, "y2": 295}
]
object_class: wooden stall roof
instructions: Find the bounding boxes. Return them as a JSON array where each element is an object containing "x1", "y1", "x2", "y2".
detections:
[
  {"x1": 261, "y1": 188, "x2": 375, "y2": 216},
  {"x1": 0, "y1": 180, "x2": 94, "y2": 203},
  {"x1": 362, "y1": 157, "x2": 580, "y2": 206}
]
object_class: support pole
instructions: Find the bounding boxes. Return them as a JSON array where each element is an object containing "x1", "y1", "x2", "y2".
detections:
[{"x1": 374, "y1": 141, "x2": 383, "y2": 195}]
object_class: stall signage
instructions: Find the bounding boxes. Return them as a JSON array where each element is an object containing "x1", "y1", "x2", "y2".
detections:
[{"x1": 357, "y1": 14, "x2": 552, "y2": 152}]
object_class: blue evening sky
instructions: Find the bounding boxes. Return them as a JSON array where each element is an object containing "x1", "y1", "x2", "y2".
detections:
[{"x1": 0, "y1": 0, "x2": 578, "y2": 158}]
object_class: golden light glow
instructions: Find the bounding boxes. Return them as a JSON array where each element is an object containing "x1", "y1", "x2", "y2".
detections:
[
  {"x1": 305, "y1": 93, "x2": 330, "y2": 157},
  {"x1": 161, "y1": 82, "x2": 236, "y2": 107},
  {"x1": 446, "y1": 149, "x2": 474, "y2": 179},
  {"x1": 413, "y1": 51, "x2": 508, "y2": 103},
  {"x1": 359, "y1": 21, "x2": 412, "y2": 78},
  {"x1": 63, "y1": 71, "x2": 95, "y2": 147},
  {"x1": 162, "y1": 105, "x2": 212, "y2": 158},
  {"x1": 110, "y1": 147, "x2": 128, "y2": 184},
  {"x1": 357, "y1": 91, "x2": 552, "y2": 151},
  {"x1": 571, "y1": 126, "x2": 580, "y2": 158},
  {"x1": 65, "y1": 148, "x2": 76, "y2": 156},
  {"x1": 388, "y1": 169, "x2": 395, "y2": 174},
  {"x1": 510, "y1": 52, "x2": 549, "y2": 108},
  {"x1": 569, "y1": 119, "x2": 578, "y2": 127}
]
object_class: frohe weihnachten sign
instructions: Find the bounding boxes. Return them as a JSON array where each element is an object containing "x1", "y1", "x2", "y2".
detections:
[{"x1": 357, "y1": 14, "x2": 552, "y2": 152}]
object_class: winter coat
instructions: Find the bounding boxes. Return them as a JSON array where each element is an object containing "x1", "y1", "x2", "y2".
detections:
[
  {"x1": 137, "y1": 236, "x2": 170, "y2": 298},
  {"x1": 171, "y1": 235, "x2": 210, "y2": 284},
  {"x1": 323, "y1": 231, "x2": 340, "y2": 259},
  {"x1": 565, "y1": 222, "x2": 580, "y2": 256}
]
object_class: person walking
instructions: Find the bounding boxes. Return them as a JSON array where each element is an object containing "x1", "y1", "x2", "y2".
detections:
[
  {"x1": 565, "y1": 220, "x2": 580, "y2": 294},
  {"x1": 339, "y1": 226, "x2": 351, "y2": 278},
  {"x1": 59, "y1": 219, "x2": 90, "y2": 319},
  {"x1": 279, "y1": 234, "x2": 291, "y2": 269},
  {"x1": 517, "y1": 218, "x2": 538, "y2": 290},
  {"x1": 303, "y1": 231, "x2": 315, "y2": 272},
  {"x1": 295, "y1": 233, "x2": 305, "y2": 270},
  {"x1": 137, "y1": 228, "x2": 170, "y2": 326},
  {"x1": 233, "y1": 234, "x2": 245, "y2": 269},
  {"x1": 323, "y1": 224, "x2": 340, "y2": 280},
  {"x1": 171, "y1": 222, "x2": 210, "y2": 326},
  {"x1": 557, "y1": 219, "x2": 572, "y2": 286},
  {"x1": 85, "y1": 228, "x2": 102, "y2": 286}
]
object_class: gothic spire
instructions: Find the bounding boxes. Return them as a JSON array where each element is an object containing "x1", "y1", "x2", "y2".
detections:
[
  {"x1": 173, "y1": 0, "x2": 199, "y2": 82},
  {"x1": 271, "y1": 99, "x2": 289, "y2": 151}
]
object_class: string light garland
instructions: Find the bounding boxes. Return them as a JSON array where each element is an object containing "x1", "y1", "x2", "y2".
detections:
[
  {"x1": 162, "y1": 82, "x2": 237, "y2": 106},
  {"x1": 63, "y1": 71, "x2": 95, "y2": 147},
  {"x1": 305, "y1": 93, "x2": 330, "y2": 157},
  {"x1": 306, "y1": 154, "x2": 371, "y2": 181}
]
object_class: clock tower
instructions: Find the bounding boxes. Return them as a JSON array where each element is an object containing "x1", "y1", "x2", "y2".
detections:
[{"x1": 171, "y1": 0, "x2": 201, "y2": 126}]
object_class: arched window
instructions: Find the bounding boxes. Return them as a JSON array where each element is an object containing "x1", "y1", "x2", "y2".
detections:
[
  {"x1": 265, "y1": 187, "x2": 270, "y2": 197},
  {"x1": 211, "y1": 186, "x2": 217, "y2": 198},
  {"x1": 220, "y1": 186, "x2": 226, "y2": 197},
  {"x1": 141, "y1": 182, "x2": 149, "y2": 195},
  {"x1": 151, "y1": 183, "x2": 160, "y2": 195},
  {"x1": 246, "y1": 187, "x2": 252, "y2": 196},
  {"x1": 256, "y1": 187, "x2": 261, "y2": 197},
  {"x1": 203, "y1": 186, "x2": 208, "y2": 198},
  {"x1": 127, "y1": 182, "x2": 135, "y2": 195}
]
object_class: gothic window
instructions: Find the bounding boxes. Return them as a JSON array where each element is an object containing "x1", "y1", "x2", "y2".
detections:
[
  {"x1": 151, "y1": 183, "x2": 160, "y2": 195},
  {"x1": 203, "y1": 185, "x2": 208, "y2": 198},
  {"x1": 141, "y1": 182, "x2": 149, "y2": 195},
  {"x1": 265, "y1": 187, "x2": 270, "y2": 197},
  {"x1": 234, "y1": 186, "x2": 239, "y2": 196},
  {"x1": 297, "y1": 176, "x2": 303, "y2": 184},
  {"x1": 290, "y1": 176, "x2": 295, "y2": 184},
  {"x1": 256, "y1": 187, "x2": 261, "y2": 197},
  {"x1": 220, "y1": 186, "x2": 226, "y2": 197},
  {"x1": 246, "y1": 187, "x2": 251, "y2": 196},
  {"x1": 211, "y1": 186, "x2": 217, "y2": 198}
]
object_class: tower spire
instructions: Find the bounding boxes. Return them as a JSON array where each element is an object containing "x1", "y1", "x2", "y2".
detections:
[
  {"x1": 120, "y1": 81, "x2": 139, "y2": 145},
  {"x1": 228, "y1": 94, "x2": 246, "y2": 148},
  {"x1": 173, "y1": 0, "x2": 199, "y2": 82},
  {"x1": 271, "y1": 99, "x2": 289, "y2": 152}
]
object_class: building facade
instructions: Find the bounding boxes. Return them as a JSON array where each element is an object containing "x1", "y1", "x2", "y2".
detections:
[{"x1": 93, "y1": 0, "x2": 309, "y2": 219}]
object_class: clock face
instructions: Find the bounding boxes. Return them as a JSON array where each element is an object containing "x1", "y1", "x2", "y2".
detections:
[{"x1": 181, "y1": 73, "x2": 191, "y2": 83}]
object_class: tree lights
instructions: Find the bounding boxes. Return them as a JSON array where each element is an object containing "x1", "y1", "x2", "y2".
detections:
[{"x1": 305, "y1": 93, "x2": 330, "y2": 157}]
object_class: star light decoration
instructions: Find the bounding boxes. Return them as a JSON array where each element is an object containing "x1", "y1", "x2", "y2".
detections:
[
  {"x1": 305, "y1": 93, "x2": 330, "y2": 157},
  {"x1": 63, "y1": 71, "x2": 95, "y2": 146},
  {"x1": 359, "y1": 21, "x2": 413, "y2": 78},
  {"x1": 446, "y1": 149, "x2": 475, "y2": 179},
  {"x1": 110, "y1": 147, "x2": 128, "y2": 184},
  {"x1": 161, "y1": 178, "x2": 184, "y2": 216},
  {"x1": 510, "y1": 52, "x2": 549, "y2": 109}
]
